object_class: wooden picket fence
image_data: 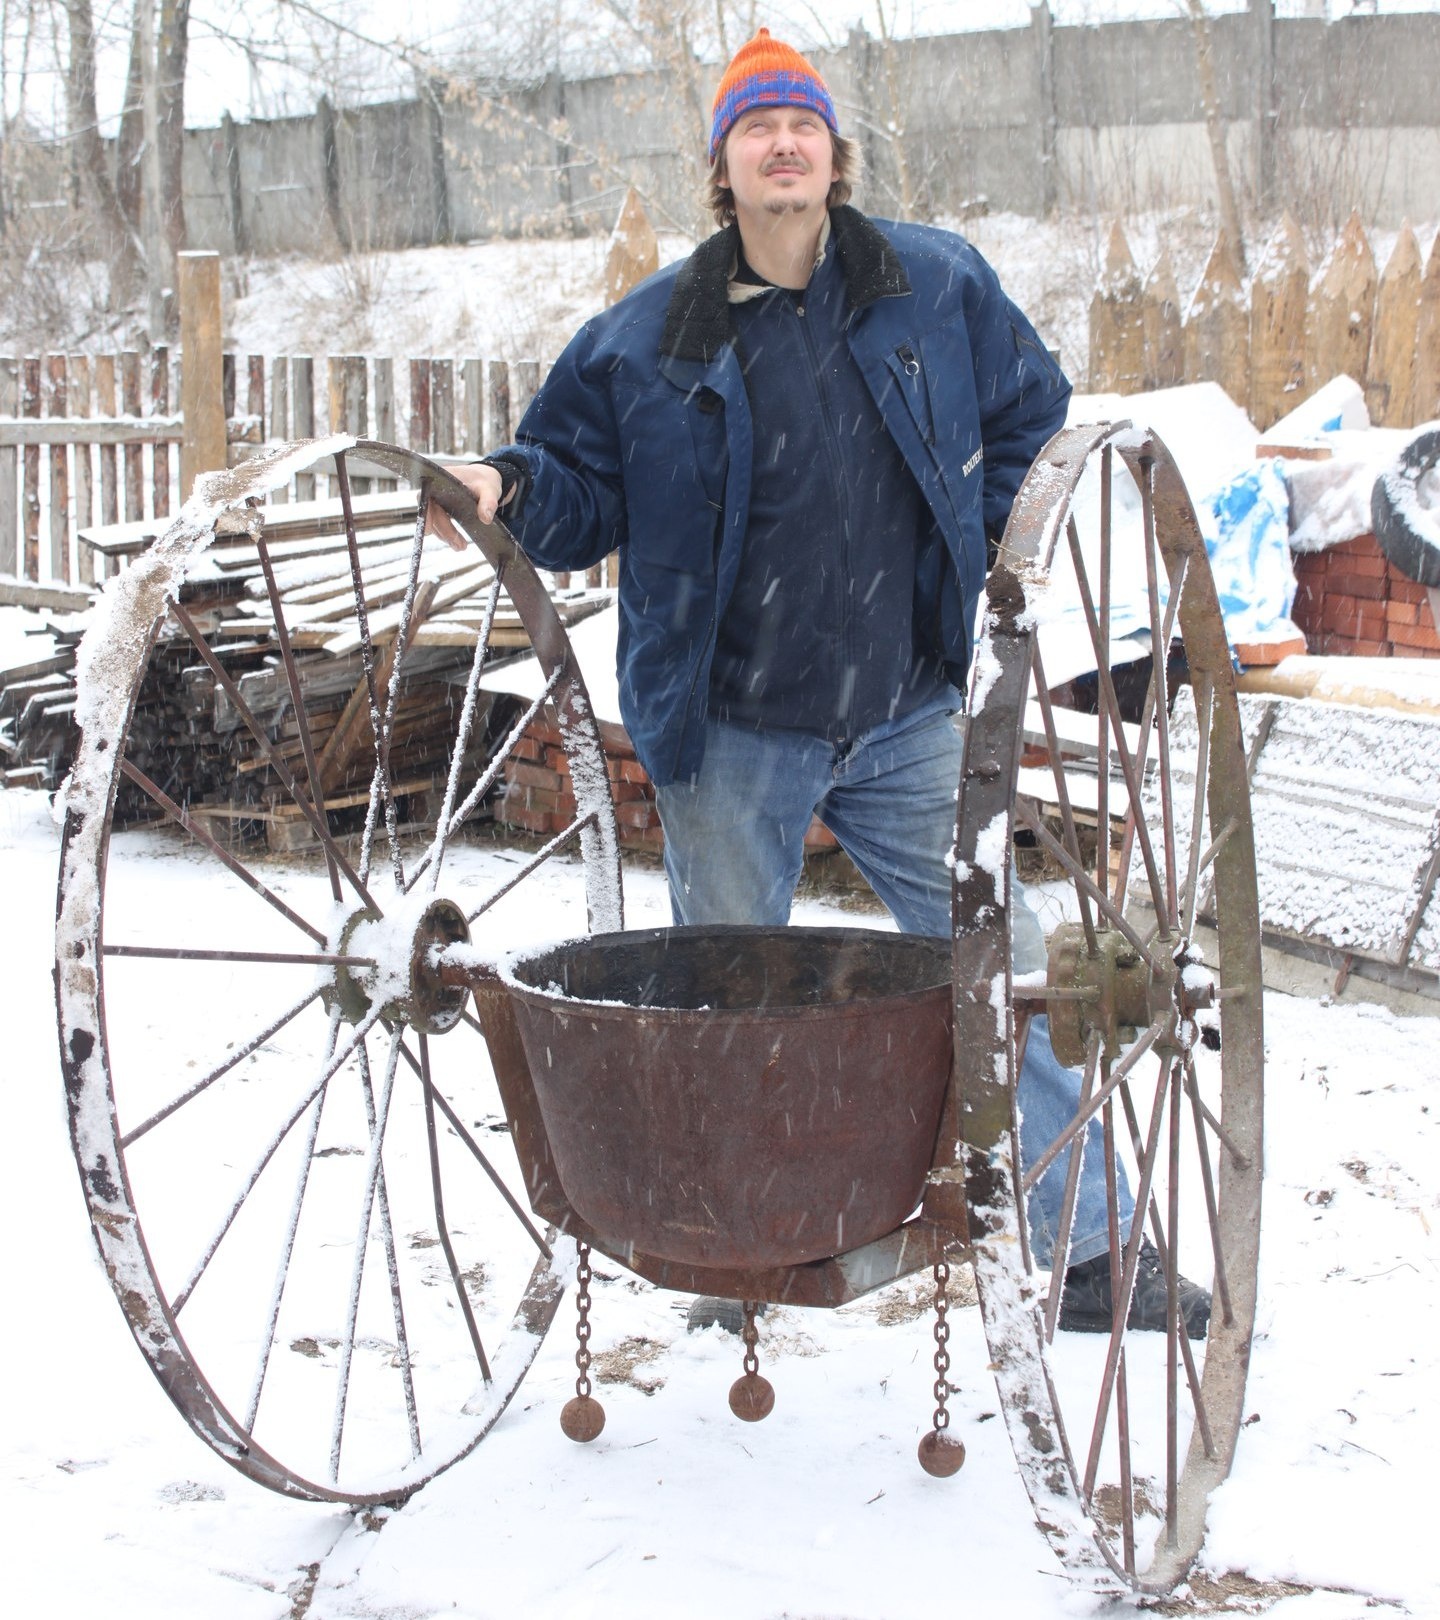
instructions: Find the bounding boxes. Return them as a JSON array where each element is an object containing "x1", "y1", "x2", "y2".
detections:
[
  {"x1": 1090, "y1": 212, "x2": 1440, "y2": 431},
  {"x1": 0, "y1": 349, "x2": 544, "y2": 588}
]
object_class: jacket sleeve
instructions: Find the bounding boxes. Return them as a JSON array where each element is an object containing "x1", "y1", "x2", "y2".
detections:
[
  {"x1": 489, "y1": 321, "x2": 629, "y2": 573},
  {"x1": 970, "y1": 269, "x2": 1072, "y2": 555}
]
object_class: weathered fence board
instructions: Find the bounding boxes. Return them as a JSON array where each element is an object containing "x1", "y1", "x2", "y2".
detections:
[
  {"x1": 122, "y1": 351, "x2": 144, "y2": 522},
  {"x1": 1097, "y1": 213, "x2": 1439, "y2": 433},
  {"x1": 1368, "y1": 221, "x2": 1422, "y2": 428},
  {"x1": 22, "y1": 357, "x2": 40, "y2": 578},
  {"x1": 70, "y1": 356, "x2": 95, "y2": 585},
  {"x1": 1089, "y1": 222, "x2": 1145, "y2": 395},
  {"x1": 1, "y1": 345, "x2": 556, "y2": 586},
  {"x1": 0, "y1": 358, "x2": 18, "y2": 577},
  {"x1": 151, "y1": 347, "x2": 172, "y2": 522},
  {"x1": 1183, "y1": 230, "x2": 1248, "y2": 409},
  {"x1": 95, "y1": 355, "x2": 119, "y2": 538}
]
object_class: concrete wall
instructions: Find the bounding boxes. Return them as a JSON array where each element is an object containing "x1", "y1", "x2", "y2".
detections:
[{"x1": 65, "y1": 9, "x2": 1440, "y2": 264}]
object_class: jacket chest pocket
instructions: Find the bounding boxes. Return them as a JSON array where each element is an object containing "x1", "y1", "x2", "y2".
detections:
[{"x1": 884, "y1": 343, "x2": 935, "y2": 447}]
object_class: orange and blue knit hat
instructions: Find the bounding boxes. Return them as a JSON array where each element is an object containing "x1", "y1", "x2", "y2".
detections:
[{"x1": 709, "y1": 29, "x2": 838, "y2": 161}]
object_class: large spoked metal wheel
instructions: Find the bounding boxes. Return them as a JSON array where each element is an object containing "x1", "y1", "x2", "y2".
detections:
[
  {"x1": 55, "y1": 438, "x2": 622, "y2": 1503},
  {"x1": 955, "y1": 423, "x2": 1263, "y2": 1592}
]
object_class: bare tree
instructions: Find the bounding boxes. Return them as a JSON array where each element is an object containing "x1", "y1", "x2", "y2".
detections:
[
  {"x1": 62, "y1": 0, "x2": 144, "y2": 298},
  {"x1": 1181, "y1": 0, "x2": 1247, "y2": 273},
  {"x1": 114, "y1": 7, "x2": 144, "y2": 241},
  {"x1": 156, "y1": 0, "x2": 189, "y2": 266}
]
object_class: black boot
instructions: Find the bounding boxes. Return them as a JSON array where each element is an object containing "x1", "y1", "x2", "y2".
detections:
[{"x1": 1058, "y1": 1239, "x2": 1211, "y2": 1339}]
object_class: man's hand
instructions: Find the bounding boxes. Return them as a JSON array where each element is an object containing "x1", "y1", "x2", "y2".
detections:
[{"x1": 426, "y1": 462, "x2": 508, "y2": 553}]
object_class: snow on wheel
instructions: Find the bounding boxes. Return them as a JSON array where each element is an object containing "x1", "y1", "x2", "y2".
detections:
[
  {"x1": 54, "y1": 438, "x2": 622, "y2": 1504},
  {"x1": 954, "y1": 423, "x2": 1264, "y2": 1592}
]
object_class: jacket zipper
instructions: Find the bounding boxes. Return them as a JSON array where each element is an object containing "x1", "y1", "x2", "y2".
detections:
[{"x1": 796, "y1": 301, "x2": 855, "y2": 737}]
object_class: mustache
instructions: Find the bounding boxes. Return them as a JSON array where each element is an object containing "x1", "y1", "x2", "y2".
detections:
[{"x1": 760, "y1": 156, "x2": 811, "y2": 175}]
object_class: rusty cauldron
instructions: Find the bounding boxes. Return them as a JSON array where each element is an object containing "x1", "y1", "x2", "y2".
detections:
[{"x1": 495, "y1": 925, "x2": 954, "y2": 1271}]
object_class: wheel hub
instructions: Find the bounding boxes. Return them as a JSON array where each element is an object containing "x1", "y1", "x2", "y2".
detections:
[
  {"x1": 328, "y1": 896, "x2": 473, "y2": 1034},
  {"x1": 1045, "y1": 922, "x2": 1215, "y2": 1065}
]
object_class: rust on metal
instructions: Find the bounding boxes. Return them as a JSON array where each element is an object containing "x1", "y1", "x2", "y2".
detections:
[
  {"x1": 501, "y1": 925, "x2": 953, "y2": 1272},
  {"x1": 560, "y1": 1242, "x2": 605, "y2": 1442},
  {"x1": 727, "y1": 1301, "x2": 776, "y2": 1422}
]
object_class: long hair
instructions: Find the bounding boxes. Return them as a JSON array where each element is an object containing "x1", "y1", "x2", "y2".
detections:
[{"x1": 704, "y1": 132, "x2": 863, "y2": 228}]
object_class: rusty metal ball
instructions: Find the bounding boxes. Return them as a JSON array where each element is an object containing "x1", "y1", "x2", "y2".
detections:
[
  {"x1": 727, "y1": 1372, "x2": 776, "y2": 1423},
  {"x1": 917, "y1": 1429, "x2": 966, "y2": 1477},
  {"x1": 560, "y1": 1394, "x2": 606, "y2": 1443}
]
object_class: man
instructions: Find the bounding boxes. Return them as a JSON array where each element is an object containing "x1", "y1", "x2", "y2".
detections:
[{"x1": 430, "y1": 29, "x2": 1207, "y2": 1337}]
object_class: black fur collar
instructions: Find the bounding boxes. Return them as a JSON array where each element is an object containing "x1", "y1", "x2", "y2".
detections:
[{"x1": 659, "y1": 205, "x2": 911, "y2": 363}]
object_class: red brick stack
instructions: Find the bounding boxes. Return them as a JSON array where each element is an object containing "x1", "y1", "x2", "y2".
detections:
[
  {"x1": 1290, "y1": 533, "x2": 1440, "y2": 658},
  {"x1": 496, "y1": 714, "x2": 664, "y2": 851},
  {"x1": 495, "y1": 710, "x2": 843, "y2": 854}
]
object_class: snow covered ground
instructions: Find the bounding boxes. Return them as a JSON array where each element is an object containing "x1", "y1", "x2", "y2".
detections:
[{"x1": 3, "y1": 771, "x2": 1437, "y2": 1620}]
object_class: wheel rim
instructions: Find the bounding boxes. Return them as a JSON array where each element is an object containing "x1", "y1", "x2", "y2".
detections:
[
  {"x1": 955, "y1": 423, "x2": 1264, "y2": 1592},
  {"x1": 55, "y1": 437, "x2": 622, "y2": 1503}
]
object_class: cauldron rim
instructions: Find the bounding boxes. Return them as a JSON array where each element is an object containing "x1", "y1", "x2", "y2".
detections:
[{"x1": 499, "y1": 922, "x2": 953, "y2": 1022}]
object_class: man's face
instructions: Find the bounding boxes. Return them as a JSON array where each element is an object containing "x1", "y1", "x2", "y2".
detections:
[{"x1": 719, "y1": 104, "x2": 838, "y2": 223}]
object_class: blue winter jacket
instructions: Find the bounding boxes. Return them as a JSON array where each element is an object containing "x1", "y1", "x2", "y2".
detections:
[{"x1": 496, "y1": 206, "x2": 1070, "y2": 787}]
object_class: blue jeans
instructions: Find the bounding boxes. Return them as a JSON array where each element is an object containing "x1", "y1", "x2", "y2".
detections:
[{"x1": 656, "y1": 697, "x2": 1135, "y2": 1268}]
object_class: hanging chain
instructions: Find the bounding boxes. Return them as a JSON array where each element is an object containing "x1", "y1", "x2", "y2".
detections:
[
  {"x1": 573, "y1": 1240, "x2": 595, "y2": 1400},
  {"x1": 930, "y1": 1259, "x2": 953, "y2": 1433},
  {"x1": 741, "y1": 1300, "x2": 761, "y2": 1378}
]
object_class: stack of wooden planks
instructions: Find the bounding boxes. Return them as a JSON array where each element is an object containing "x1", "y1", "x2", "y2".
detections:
[{"x1": 0, "y1": 488, "x2": 609, "y2": 848}]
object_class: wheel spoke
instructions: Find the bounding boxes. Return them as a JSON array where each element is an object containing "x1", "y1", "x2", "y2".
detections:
[
  {"x1": 423, "y1": 562, "x2": 507, "y2": 894},
  {"x1": 330, "y1": 1025, "x2": 408, "y2": 1480},
  {"x1": 245, "y1": 1003, "x2": 342, "y2": 1431},
  {"x1": 1080, "y1": 1053, "x2": 1172, "y2": 1504},
  {"x1": 466, "y1": 813, "x2": 600, "y2": 925},
  {"x1": 1180, "y1": 678, "x2": 1214, "y2": 939},
  {"x1": 1012, "y1": 1012, "x2": 1037, "y2": 1272},
  {"x1": 419, "y1": 1034, "x2": 492, "y2": 1383},
  {"x1": 1109, "y1": 550, "x2": 1191, "y2": 911},
  {"x1": 168, "y1": 599, "x2": 377, "y2": 914},
  {"x1": 337, "y1": 453, "x2": 396, "y2": 875},
  {"x1": 257, "y1": 532, "x2": 343, "y2": 904},
  {"x1": 1105, "y1": 1103, "x2": 1137, "y2": 1577},
  {"x1": 1097, "y1": 445, "x2": 1113, "y2": 902},
  {"x1": 121, "y1": 985, "x2": 322, "y2": 1148},
  {"x1": 357, "y1": 493, "x2": 433, "y2": 892},
  {"x1": 1065, "y1": 517, "x2": 1169, "y2": 927},
  {"x1": 1166, "y1": 1047, "x2": 1183, "y2": 1548},
  {"x1": 1041, "y1": 1031, "x2": 1103, "y2": 1343},
  {"x1": 1022, "y1": 1013, "x2": 1168, "y2": 1193},
  {"x1": 1014, "y1": 800, "x2": 1164, "y2": 971},
  {"x1": 1030, "y1": 642, "x2": 1098, "y2": 954},
  {"x1": 104, "y1": 945, "x2": 373, "y2": 966},
  {"x1": 171, "y1": 1001, "x2": 388, "y2": 1315},
  {"x1": 405, "y1": 666, "x2": 568, "y2": 897},
  {"x1": 396, "y1": 1038, "x2": 551, "y2": 1258},
  {"x1": 1117, "y1": 1073, "x2": 1215, "y2": 1460},
  {"x1": 118, "y1": 758, "x2": 327, "y2": 944},
  {"x1": 1184, "y1": 1051, "x2": 1234, "y2": 1324},
  {"x1": 355, "y1": 1038, "x2": 422, "y2": 1461},
  {"x1": 1146, "y1": 815, "x2": 1237, "y2": 950},
  {"x1": 1140, "y1": 456, "x2": 1181, "y2": 928},
  {"x1": 338, "y1": 455, "x2": 420, "y2": 894}
]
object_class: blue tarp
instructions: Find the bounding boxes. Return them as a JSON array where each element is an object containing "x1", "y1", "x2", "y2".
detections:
[{"x1": 1196, "y1": 458, "x2": 1299, "y2": 645}]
